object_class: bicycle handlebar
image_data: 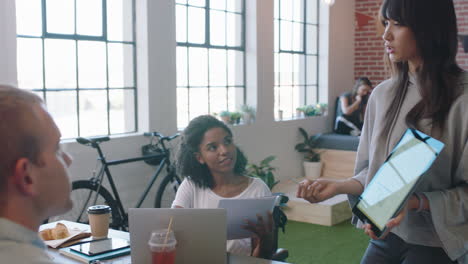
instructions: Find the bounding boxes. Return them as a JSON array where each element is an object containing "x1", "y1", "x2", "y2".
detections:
[
  {"x1": 76, "y1": 132, "x2": 179, "y2": 150},
  {"x1": 143, "y1": 132, "x2": 180, "y2": 142}
]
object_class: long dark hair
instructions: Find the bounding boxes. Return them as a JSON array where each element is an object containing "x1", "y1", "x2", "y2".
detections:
[
  {"x1": 380, "y1": 0, "x2": 463, "y2": 135},
  {"x1": 352, "y1": 77, "x2": 372, "y2": 98},
  {"x1": 352, "y1": 77, "x2": 372, "y2": 105},
  {"x1": 176, "y1": 115, "x2": 247, "y2": 189}
]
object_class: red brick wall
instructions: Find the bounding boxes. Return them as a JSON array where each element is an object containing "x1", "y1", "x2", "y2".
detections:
[
  {"x1": 354, "y1": 0, "x2": 468, "y2": 86},
  {"x1": 456, "y1": 0, "x2": 468, "y2": 70}
]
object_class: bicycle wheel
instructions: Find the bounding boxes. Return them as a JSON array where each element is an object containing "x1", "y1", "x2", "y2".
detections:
[
  {"x1": 155, "y1": 173, "x2": 181, "y2": 208},
  {"x1": 48, "y1": 180, "x2": 121, "y2": 229}
]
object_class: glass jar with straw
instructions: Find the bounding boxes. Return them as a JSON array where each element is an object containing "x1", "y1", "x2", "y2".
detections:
[{"x1": 148, "y1": 217, "x2": 176, "y2": 264}]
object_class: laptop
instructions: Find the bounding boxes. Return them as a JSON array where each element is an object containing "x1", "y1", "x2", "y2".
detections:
[{"x1": 129, "y1": 208, "x2": 227, "y2": 264}]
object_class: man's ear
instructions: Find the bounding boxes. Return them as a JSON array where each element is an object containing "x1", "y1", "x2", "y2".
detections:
[
  {"x1": 195, "y1": 152, "x2": 205, "y2": 164},
  {"x1": 11, "y1": 158, "x2": 38, "y2": 196}
]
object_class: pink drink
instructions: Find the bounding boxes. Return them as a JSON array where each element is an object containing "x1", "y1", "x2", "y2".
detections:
[{"x1": 151, "y1": 249, "x2": 176, "y2": 264}]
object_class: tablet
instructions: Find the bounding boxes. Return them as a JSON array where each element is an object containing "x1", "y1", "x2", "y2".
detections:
[
  {"x1": 69, "y1": 237, "x2": 130, "y2": 256},
  {"x1": 352, "y1": 128, "x2": 444, "y2": 237},
  {"x1": 218, "y1": 196, "x2": 279, "y2": 240}
]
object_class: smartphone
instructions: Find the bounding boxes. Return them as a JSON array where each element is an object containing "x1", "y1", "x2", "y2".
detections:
[{"x1": 69, "y1": 238, "x2": 130, "y2": 256}]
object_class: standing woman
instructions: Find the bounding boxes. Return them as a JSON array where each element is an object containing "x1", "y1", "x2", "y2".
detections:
[
  {"x1": 172, "y1": 115, "x2": 275, "y2": 259},
  {"x1": 297, "y1": 0, "x2": 467, "y2": 263}
]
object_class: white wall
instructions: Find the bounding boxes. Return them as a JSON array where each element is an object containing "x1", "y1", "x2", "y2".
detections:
[
  {"x1": 0, "y1": 0, "x2": 18, "y2": 87},
  {"x1": 1, "y1": 0, "x2": 356, "y2": 208}
]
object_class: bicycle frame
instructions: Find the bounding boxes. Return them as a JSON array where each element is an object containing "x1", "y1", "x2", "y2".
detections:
[{"x1": 91, "y1": 139, "x2": 173, "y2": 227}]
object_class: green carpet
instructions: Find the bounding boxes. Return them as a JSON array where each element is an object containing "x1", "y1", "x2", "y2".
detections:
[{"x1": 278, "y1": 220, "x2": 370, "y2": 264}]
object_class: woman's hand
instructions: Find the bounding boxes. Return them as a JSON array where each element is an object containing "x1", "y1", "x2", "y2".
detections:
[
  {"x1": 296, "y1": 178, "x2": 340, "y2": 203},
  {"x1": 363, "y1": 195, "x2": 420, "y2": 239},
  {"x1": 243, "y1": 211, "x2": 275, "y2": 259}
]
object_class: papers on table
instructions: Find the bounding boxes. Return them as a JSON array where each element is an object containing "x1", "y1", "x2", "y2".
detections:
[
  {"x1": 39, "y1": 224, "x2": 91, "y2": 248},
  {"x1": 218, "y1": 196, "x2": 279, "y2": 240}
]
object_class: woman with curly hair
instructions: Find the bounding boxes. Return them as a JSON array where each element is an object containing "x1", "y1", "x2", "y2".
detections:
[{"x1": 172, "y1": 115, "x2": 275, "y2": 259}]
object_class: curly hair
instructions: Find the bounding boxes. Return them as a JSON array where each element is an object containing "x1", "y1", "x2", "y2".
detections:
[{"x1": 176, "y1": 115, "x2": 247, "y2": 188}]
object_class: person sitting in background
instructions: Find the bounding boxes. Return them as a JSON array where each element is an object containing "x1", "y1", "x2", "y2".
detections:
[
  {"x1": 0, "y1": 85, "x2": 73, "y2": 264},
  {"x1": 172, "y1": 115, "x2": 275, "y2": 259},
  {"x1": 335, "y1": 77, "x2": 372, "y2": 136}
]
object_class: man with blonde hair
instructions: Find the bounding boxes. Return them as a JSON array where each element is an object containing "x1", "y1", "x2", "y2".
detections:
[{"x1": 0, "y1": 85, "x2": 73, "y2": 263}]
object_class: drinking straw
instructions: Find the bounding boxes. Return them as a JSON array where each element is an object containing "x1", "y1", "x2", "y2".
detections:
[{"x1": 162, "y1": 216, "x2": 174, "y2": 251}]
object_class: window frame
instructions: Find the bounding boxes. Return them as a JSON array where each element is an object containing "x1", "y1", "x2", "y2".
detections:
[
  {"x1": 274, "y1": 0, "x2": 320, "y2": 120},
  {"x1": 16, "y1": 0, "x2": 138, "y2": 137},
  {"x1": 175, "y1": 0, "x2": 247, "y2": 128}
]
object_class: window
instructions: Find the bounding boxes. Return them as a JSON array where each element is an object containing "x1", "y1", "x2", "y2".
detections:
[
  {"x1": 15, "y1": 0, "x2": 136, "y2": 138},
  {"x1": 175, "y1": 0, "x2": 245, "y2": 128},
  {"x1": 274, "y1": 0, "x2": 319, "y2": 120}
]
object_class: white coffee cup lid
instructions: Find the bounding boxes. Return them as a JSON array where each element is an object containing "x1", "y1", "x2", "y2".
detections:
[{"x1": 87, "y1": 205, "x2": 111, "y2": 214}]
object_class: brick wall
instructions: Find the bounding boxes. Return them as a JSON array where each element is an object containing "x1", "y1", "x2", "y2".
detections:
[
  {"x1": 456, "y1": 0, "x2": 468, "y2": 71},
  {"x1": 354, "y1": 0, "x2": 468, "y2": 86}
]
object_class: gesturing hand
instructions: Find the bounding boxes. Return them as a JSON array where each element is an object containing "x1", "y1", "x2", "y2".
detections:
[
  {"x1": 242, "y1": 211, "x2": 275, "y2": 259},
  {"x1": 296, "y1": 178, "x2": 340, "y2": 203}
]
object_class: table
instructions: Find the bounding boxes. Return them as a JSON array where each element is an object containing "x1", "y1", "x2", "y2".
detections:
[{"x1": 42, "y1": 221, "x2": 289, "y2": 264}]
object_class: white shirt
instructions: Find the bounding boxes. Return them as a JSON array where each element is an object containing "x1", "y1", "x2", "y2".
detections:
[{"x1": 172, "y1": 177, "x2": 272, "y2": 256}]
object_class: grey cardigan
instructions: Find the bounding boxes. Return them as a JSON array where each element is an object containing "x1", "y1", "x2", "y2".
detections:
[{"x1": 349, "y1": 72, "x2": 468, "y2": 262}]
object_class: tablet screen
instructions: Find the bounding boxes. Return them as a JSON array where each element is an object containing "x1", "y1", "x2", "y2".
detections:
[
  {"x1": 355, "y1": 129, "x2": 444, "y2": 231},
  {"x1": 70, "y1": 238, "x2": 130, "y2": 256}
]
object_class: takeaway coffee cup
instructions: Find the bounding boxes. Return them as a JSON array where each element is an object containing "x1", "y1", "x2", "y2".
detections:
[
  {"x1": 148, "y1": 229, "x2": 177, "y2": 264},
  {"x1": 87, "y1": 205, "x2": 111, "y2": 239}
]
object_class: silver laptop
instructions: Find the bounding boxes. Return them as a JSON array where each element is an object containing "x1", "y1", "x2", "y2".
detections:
[{"x1": 129, "y1": 208, "x2": 227, "y2": 264}]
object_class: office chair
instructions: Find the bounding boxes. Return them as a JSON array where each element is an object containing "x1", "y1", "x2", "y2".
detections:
[{"x1": 271, "y1": 193, "x2": 289, "y2": 261}]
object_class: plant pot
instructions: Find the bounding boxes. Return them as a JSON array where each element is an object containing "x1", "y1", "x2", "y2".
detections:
[
  {"x1": 278, "y1": 110, "x2": 283, "y2": 120},
  {"x1": 303, "y1": 161, "x2": 322, "y2": 180},
  {"x1": 243, "y1": 113, "x2": 252, "y2": 124},
  {"x1": 220, "y1": 115, "x2": 230, "y2": 124},
  {"x1": 296, "y1": 110, "x2": 304, "y2": 118}
]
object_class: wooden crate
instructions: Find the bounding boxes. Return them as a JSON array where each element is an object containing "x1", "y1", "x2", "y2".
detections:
[
  {"x1": 318, "y1": 149, "x2": 357, "y2": 180},
  {"x1": 273, "y1": 149, "x2": 357, "y2": 226},
  {"x1": 273, "y1": 179, "x2": 351, "y2": 226}
]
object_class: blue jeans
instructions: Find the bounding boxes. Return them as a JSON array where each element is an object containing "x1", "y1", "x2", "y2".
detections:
[{"x1": 361, "y1": 232, "x2": 455, "y2": 264}]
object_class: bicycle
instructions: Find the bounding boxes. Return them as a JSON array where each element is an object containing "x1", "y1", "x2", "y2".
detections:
[{"x1": 50, "y1": 132, "x2": 181, "y2": 231}]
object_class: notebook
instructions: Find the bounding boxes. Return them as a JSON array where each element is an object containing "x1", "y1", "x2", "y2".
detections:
[{"x1": 129, "y1": 208, "x2": 227, "y2": 264}]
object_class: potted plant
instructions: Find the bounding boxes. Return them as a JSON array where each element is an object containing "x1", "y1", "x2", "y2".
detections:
[
  {"x1": 219, "y1": 110, "x2": 231, "y2": 124},
  {"x1": 303, "y1": 105, "x2": 319, "y2": 117},
  {"x1": 296, "y1": 106, "x2": 306, "y2": 118},
  {"x1": 240, "y1": 104, "x2": 255, "y2": 124},
  {"x1": 230, "y1": 111, "x2": 242, "y2": 125},
  {"x1": 294, "y1": 127, "x2": 323, "y2": 180},
  {"x1": 247, "y1": 155, "x2": 279, "y2": 190},
  {"x1": 316, "y1": 103, "x2": 328, "y2": 116}
]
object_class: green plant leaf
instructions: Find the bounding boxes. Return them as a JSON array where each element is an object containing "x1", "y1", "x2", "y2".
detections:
[
  {"x1": 261, "y1": 155, "x2": 276, "y2": 165},
  {"x1": 298, "y1": 127, "x2": 308, "y2": 141}
]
